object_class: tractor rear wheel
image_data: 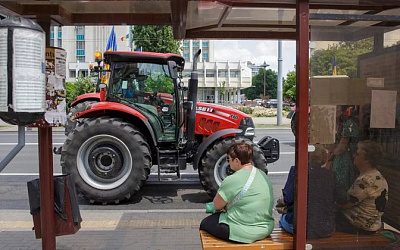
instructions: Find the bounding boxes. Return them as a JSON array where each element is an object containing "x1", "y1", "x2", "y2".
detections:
[
  {"x1": 65, "y1": 101, "x2": 97, "y2": 135},
  {"x1": 61, "y1": 117, "x2": 151, "y2": 204},
  {"x1": 198, "y1": 137, "x2": 268, "y2": 197}
]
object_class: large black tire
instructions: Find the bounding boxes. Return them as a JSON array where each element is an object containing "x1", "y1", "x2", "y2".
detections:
[
  {"x1": 61, "y1": 117, "x2": 151, "y2": 204},
  {"x1": 198, "y1": 137, "x2": 268, "y2": 197},
  {"x1": 65, "y1": 101, "x2": 97, "y2": 135}
]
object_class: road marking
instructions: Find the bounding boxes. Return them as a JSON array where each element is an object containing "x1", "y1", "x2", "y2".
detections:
[
  {"x1": 0, "y1": 142, "x2": 64, "y2": 146},
  {"x1": 1, "y1": 171, "x2": 289, "y2": 176}
]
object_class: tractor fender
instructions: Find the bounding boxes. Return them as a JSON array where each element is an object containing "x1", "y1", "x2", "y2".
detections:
[
  {"x1": 71, "y1": 93, "x2": 100, "y2": 107},
  {"x1": 77, "y1": 102, "x2": 157, "y2": 146},
  {"x1": 193, "y1": 128, "x2": 242, "y2": 170}
]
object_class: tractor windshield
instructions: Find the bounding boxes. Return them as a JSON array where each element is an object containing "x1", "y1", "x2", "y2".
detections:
[{"x1": 110, "y1": 62, "x2": 177, "y2": 142}]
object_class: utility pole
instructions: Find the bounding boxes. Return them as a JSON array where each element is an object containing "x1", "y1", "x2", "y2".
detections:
[
  {"x1": 260, "y1": 61, "x2": 269, "y2": 99},
  {"x1": 277, "y1": 40, "x2": 283, "y2": 125}
]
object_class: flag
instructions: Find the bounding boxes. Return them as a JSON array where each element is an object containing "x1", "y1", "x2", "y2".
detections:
[
  {"x1": 332, "y1": 56, "x2": 337, "y2": 76},
  {"x1": 105, "y1": 26, "x2": 117, "y2": 51}
]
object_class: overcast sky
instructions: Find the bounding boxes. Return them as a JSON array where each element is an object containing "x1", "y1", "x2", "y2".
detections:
[{"x1": 213, "y1": 40, "x2": 296, "y2": 77}]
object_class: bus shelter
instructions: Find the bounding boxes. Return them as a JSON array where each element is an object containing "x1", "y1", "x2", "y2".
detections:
[{"x1": 1, "y1": 0, "x2": 399, "y2": 249}]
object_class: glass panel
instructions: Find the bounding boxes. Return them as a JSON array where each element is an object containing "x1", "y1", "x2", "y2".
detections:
[
  {"x1": 110, "y1": 62, "x2": 176, "y2": 142},
  {"x1": 305, "y1": 8, "x2": 400, "y2": 249}
]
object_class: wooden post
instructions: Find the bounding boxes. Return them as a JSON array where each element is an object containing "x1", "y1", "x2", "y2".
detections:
[
  {"x1": 295, "y1": 0, "x2": 309, "y2": 249},
  {"x1": 36, "y1": 16, "x2": 56, "y2": 250}
]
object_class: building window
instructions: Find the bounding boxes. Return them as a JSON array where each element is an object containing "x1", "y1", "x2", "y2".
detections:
[
  {"x1": 230, "y1": 70, "x2": 240, "y2": 78},
  {"x1": 218, "y1": 69, "x2": 228, "y2": 77},
  {"x1": 69, "y1": 70, "x2": 76, "y2": 78},
  {"x1": 58, "y1": 30, "x2": 62, "y2": 39},
  {"x1": 50, "y1": 39, "x2": 55, "y2": 47},
  {"x1": 202, "y1": 41, "x2": 209, "y2": 48},
  {"x1": 183, "y1": 52, "x2": 190, "y2": 62},
  {"x1": 183, "y1": 40, "x2": 190, "y2": 48},
  {"x1": 202, "y1": 52, "x2": 209, "y2": 62},
  {"x1": 76, "y1": 41, "x2": 85, "y2": 50},
  {"x1": 206, "y1": 70, "x2": 215, "y2": 77},
  {"x1": 77, "y1": 56, "x2": 85, "y2": 62},
  {"x1": 193, "y1": 41, "x2": 199, "y2": 47},
  {"x1": 76, "y1": 34, "x2": 85, "y2": 41},
  {"x1": 58, "y1": 39, "x2": 62, "y2": 48}
]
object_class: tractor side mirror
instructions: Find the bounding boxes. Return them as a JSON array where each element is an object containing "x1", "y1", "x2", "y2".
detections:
[{"x1": 168, "y1": 61, "x2": 178, "y2": 79}]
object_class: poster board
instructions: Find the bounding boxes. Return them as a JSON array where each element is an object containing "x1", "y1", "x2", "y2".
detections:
[
  {"x1": 310, "y1": 77, "x2": 370, "y2": 105},
  {"x1": 45, "y1": 47, "x2": 67, "y2": 126},
  {"x1": 309, "y1": 105, "x2": 336, "y2": 144}
]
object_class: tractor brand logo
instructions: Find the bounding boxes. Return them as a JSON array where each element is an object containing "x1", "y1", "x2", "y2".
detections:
[
  {"x1": 197, "y1": 107, "x2": 214, "y2": 113},
  {"x1": 230, "y1": 114, "x2": 238, "y2": 120}
]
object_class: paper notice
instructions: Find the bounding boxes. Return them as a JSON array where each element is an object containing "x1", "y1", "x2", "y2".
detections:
[
  {"x1": 309, "y1": 105, "x2": 336, "y2": 144},
  {"x1": 370, "y1": 90, "x2": 397, "y2": 128},
  {"x1": 367, "y1": 78, "x2": 384, "y2": 88}
]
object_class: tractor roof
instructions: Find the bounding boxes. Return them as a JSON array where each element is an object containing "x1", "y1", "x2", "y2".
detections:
[{"x1": 104, "y1": 51, "x2": 185, "y2": 69}]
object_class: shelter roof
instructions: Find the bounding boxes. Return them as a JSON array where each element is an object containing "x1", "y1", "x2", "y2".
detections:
[{"x1": 0, "y1": 1, "x2": 399, "y2": 40}]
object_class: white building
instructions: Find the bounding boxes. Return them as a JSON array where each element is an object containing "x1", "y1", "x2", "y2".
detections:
[
  {"x1": 55, "y1": 26, "x2": 252, "y2": 103},
  {"x1": 53, "y1": 25, "x2": 129, "y2": 81}
]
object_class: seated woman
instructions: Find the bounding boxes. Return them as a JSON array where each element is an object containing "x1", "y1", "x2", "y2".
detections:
[
  {"x1": 278, "y1": 144, "x2": 335, "y2": 239},
  {"x1": 336, "y1": 140, "x2": 388, "y2": 234},
  {"x1": 199, "y1": 142, "x2": 274, "y2": 243}
]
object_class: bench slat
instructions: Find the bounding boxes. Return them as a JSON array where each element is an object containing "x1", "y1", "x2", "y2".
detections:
[{"x1": 200, "y1": 229, "x2": 293, "y2": 250}]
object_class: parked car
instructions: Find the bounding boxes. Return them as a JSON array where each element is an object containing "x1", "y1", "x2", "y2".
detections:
[{"x1": 265, "y1": 99, "x2": 278, "y2": 108}]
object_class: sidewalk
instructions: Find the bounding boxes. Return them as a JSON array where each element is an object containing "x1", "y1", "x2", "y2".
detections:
[{"x1": 0, "y1": 210, "x2": 205, "y2": 250}]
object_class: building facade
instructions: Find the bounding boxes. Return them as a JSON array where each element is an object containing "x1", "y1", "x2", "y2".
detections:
[{"x1": 55, "y1": 27, "x2": 252, "y2": 103}]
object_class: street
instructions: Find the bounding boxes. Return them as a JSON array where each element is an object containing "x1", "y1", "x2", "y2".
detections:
[{"x1": 0, "y1": 128, "x2": 293, "y2": 211}]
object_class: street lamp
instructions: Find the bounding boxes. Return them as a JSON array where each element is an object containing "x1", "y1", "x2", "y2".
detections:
[{"x1": 260, "y1": 61, "x2": 269, "y2": 99}]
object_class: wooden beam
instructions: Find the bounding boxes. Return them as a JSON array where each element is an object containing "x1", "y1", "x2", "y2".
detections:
[
  {"x1": 71, "y1": 13, "x2": 171, "y2": 25},
  {"x1": 0, "y1": 2, "x2": 22, "y2": 16},
  {"x1": 217, "y1": 6, "x2": 232, "y2": 28},
  {"x1": 170, "y1": 0, "x2": 188, "y2": 39},
  {"x1": 185, "y1": 30, "x2": 296, "y2": 39}
]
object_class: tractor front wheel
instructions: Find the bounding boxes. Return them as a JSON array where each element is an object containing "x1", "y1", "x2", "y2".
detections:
[
  {"x1": 198, "y1": 138, "x2": 268, "y2": 197},
  {"x1": 61, "y1": 117, "x2": 151, "y2": 204}
]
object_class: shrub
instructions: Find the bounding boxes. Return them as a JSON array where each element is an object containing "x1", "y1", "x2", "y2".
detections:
[
  {"x1": 236, "y1": 106, "x2": 253, "y2": 114},
  {"x1": 66, "y1": 77, "x2": 96, "y2": 108}
]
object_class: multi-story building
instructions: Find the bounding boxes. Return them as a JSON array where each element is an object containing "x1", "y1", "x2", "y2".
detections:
[
  {"x1": 56, "y1": 27, "x2": 252, "y2": 103},
  {"x1": 54, "y1": 25, "x2": 129, "y2": 82}
]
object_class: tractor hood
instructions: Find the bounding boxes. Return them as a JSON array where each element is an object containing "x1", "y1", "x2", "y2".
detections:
[{"x1": 195, "y1": 102, "x2": 254, "y2": 136}]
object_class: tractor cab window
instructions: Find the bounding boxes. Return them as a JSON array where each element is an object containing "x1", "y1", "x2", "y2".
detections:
[{"x1": 110, "y1": 62, "x2": 177, "y2": 142}]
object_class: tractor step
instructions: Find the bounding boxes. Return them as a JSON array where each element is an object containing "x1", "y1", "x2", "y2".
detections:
[{"x1": 157, "y1": 149, "x2": 181, "y2": 181}]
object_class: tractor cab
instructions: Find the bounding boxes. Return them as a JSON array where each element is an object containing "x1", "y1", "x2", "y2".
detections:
[{"x1": 89, "y1": 51, "x2": 186, "y2": 145}]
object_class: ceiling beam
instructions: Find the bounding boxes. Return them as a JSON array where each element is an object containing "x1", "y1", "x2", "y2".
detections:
[
  {"x1": 170, "y1": 0, "x2": 188, "y2": 39},
  {"x1": 217, "y1": 6, "x2": 232, "y2": 28},
  {"x1": 0, "y1": 2, "x2": 22, "y2": 16},
  {"x1": 185, "y1": 30, "x2": 296, "y2": 40},
  {"x1": 71, "y1": 13, "x2": 171, "y2": 25}
]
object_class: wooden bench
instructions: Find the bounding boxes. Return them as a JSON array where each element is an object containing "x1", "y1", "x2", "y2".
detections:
[
  {"x1": 200, "y1": 229, "x2": 293, "y2": 250},
  {"x1": 200, "y1": 229, "x2": 391, "y2": 250}
]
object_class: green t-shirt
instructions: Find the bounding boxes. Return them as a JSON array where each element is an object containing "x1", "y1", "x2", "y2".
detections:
[{"x1": 218, "y1": 167, "x2": 274, "y2": 243}]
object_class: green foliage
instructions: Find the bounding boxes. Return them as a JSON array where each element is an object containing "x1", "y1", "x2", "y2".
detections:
[
  {"x1": 66, "y1": 77, "x2": 96, "y2": 107},
  {"x1": 144, "y1": 74, "x2": 174, "y2": 93},
  {"x1": 310, "y1": 38, "x2": 373, "y2": 77},
  {"x1": 283, "y1": 70, "x2": 296, "y2": 102},
  {"x1": 242, "y1": 68, "x2": 277, "y2": 100},
  {"x1": 132, "y1": 26, "x2": 181, "y2": 54},
  {"x1": 236, "y1": 106, "x2": 253, "y2": 114}
]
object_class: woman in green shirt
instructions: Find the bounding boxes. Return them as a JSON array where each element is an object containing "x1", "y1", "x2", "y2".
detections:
[{"x1": 199, "y1": 142, "x2": 275, "y2": 243}]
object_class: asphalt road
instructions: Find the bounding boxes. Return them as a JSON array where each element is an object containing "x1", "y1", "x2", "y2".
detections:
[{"x1": 0, "y1": 129, "x2": 292, "y2": 210}]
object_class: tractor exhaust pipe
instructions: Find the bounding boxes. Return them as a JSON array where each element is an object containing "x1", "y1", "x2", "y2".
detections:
[{"x1": 186, "y1": 49, "x2": 201, "y2": 151}]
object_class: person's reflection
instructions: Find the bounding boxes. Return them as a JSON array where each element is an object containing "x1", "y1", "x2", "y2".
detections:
[
  {"x1": 326, "y1": 105, "x2": 360, "y2": 204},
  {"x1": 336, "y1": 140, "x2": 388, "y2": 234}
]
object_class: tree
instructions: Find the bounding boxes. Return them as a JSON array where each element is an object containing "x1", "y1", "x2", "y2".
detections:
[
  {"x1": 242, "y1": 68, "x2": 277, "y2": 100},
  {"x1": 132, "y1": 26, "x2": 181, "y2": 54},
  {"x1": 283, "y1": 70, "x2": 296, "y2": 102},
  {"x1": 66, "y1": 76, "x2": 96, "y2": 108},
  {"x1": 310, "y1": 38, "x2": 373, "y2": 77}
]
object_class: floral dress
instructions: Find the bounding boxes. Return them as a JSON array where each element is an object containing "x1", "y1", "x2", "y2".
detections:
[{"x1": 332, "y1": 118, "x2": 359, "y2": 203}]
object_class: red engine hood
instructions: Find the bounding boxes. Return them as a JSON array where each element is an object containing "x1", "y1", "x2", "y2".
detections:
[{"x1": 194, "y1": 102, "x2": 250, "y2": 135}]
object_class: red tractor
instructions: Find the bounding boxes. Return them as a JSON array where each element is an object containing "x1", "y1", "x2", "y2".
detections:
[{"x1": 60, "y1": 50, "x2": 279, "y2": 204}]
